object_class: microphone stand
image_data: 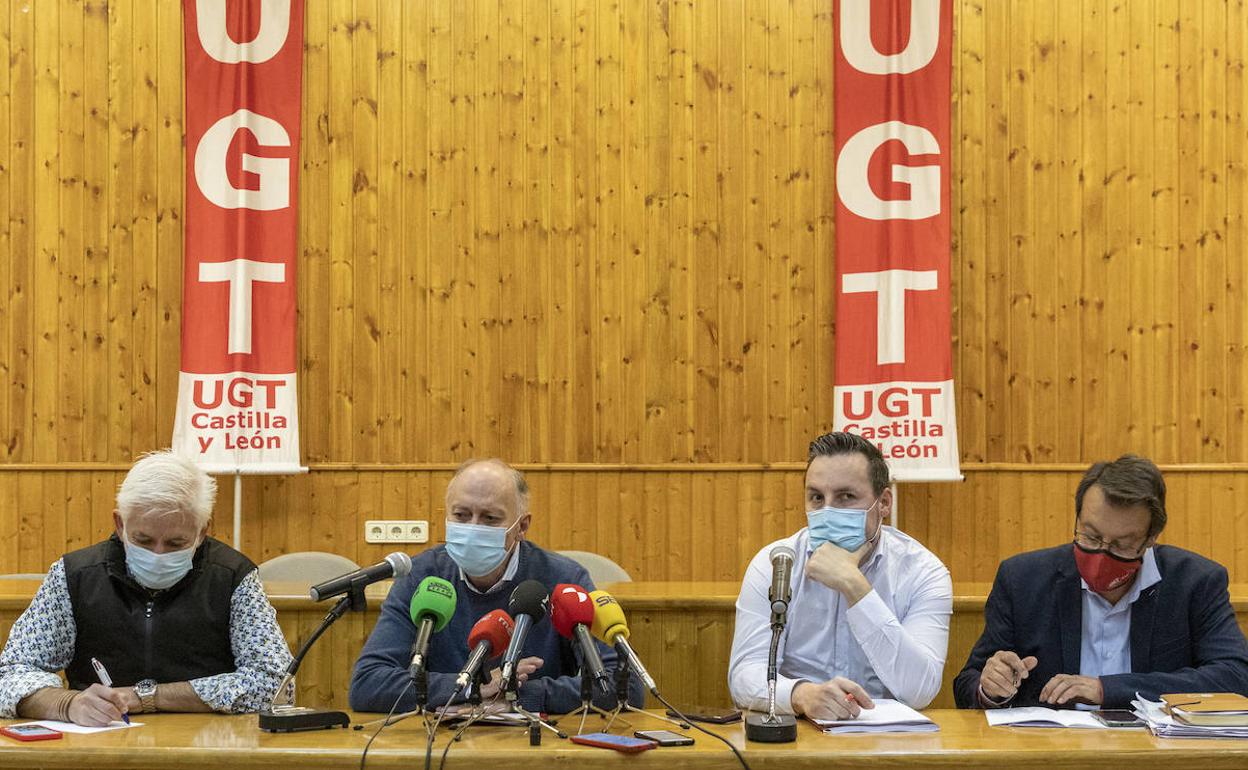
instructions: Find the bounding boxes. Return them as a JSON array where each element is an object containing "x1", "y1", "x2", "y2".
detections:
[
  {"x1": 504, "y1": 673, "x2": 567, "y2": 740},
  {"x1": 569, "y1": 661, "x2": 616, "y2": 735},
  {"x1": 744, "y1": 622, "x2": 797, "y2": 742},
  {"x1": 259, "y1": 576, "x2": 370, "y2": 732},
  {"x1": 602, "y1": 641, "x2": 690, "y2": 732}
]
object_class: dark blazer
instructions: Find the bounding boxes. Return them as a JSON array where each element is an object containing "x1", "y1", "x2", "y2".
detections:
[{"x1": 954, "y1": 544, "x2": 1248, "y2": 708}]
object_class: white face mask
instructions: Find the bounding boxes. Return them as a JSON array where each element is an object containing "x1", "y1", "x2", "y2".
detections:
[{"x1": 122, "y1": 530, "x2": 198, "y2": 590}]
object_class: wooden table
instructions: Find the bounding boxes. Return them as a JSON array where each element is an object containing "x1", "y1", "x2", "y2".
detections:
[
  {"x1": 3, "y1": 580, "x2": 1248, "y2": 711},
  {"x1": 1, "y1": 710, "x2": 1246, "y2": 769}
]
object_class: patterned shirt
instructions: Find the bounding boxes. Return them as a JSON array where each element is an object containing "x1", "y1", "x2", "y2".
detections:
[{"x1": 0, "y1": 559, "x2": 292, "y2": 716}]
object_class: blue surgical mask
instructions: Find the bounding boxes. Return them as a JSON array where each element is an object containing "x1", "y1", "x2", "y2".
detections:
[
  {"x1": 807, "y1": 499, "x2": 880, "y2": 552},
  {"x1": 123, "y1": 533, "x2": 197, "y2": 590},
  {"x1": 445, "y1": 519, "x2": 520, "y2": 577}
]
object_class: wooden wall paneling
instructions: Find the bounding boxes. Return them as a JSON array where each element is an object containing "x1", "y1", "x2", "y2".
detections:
[
  {"x1": 1228, "y1": 0, "x2": 1248, "y2": 463},
  {"x1": 154, "y1": 0, "x2": 181, "y2": 449},
  {"x1": 690, "y1": 0, "x2": 719, "y2": 464},
  {"x1": 981, "y1": 0, "x2": 1008, "y2": 461},
  {"x1": 1031, "y1": 0, "x2": 1057, "y2": 463},
  {"x1": 300, "y1": 0, "x2": 331, "y2": 464},
  {"x1": 82, "y1": 0, "x2": 110, "y2": 463},
  {"x1": 105, "y1": 0, "x2": 134, "y2": 462},
  {"x1": 1126, "y1": 0, "x2": 1154, "y2": 456},
  {"x1": 351, "y1": 0, "x2": 380, "y2": 464},
  {"x1": 425, "y1": 0, "x2": 454, "y2": 460},
  {"x1": 1006, "y1": 0, "x2": 1035, "y2": 463},
  {"x1": 1153, "y1": 0, "x2": 1181, "y2": 461},
  {"x1": 32, "y1": 0, "x2": 60, "y2": 464},
  {"x1": 1201, "y1": 0, "x2": 1228, "y2": 460},
  {"x1": 1175, "y1": 0, "x2": 1202, "y2": 461},
  {"x1": 1104, "y1": 0, "x2": 1131, "y2": 452},
  {"x1": 376, "y1": 0, "x2": 405, "y2": 463},
  {"x1": 0, "y1": 477, "x2": 18, "y2": 571},
  {"x1": 471, "y1": 0, "x2": 502, "y2": 460},
  {"x1": 58, "y1": 0, "x2": 84, "y2": 464},
  {"x1": 130, "y1": 0, "x2": 159, "y2": 456},
  {"x1": 327, "y1": 0, "x2": 355, "y2": 461},
  {"x1": 498, "y1": 0, "x2": 525, "y2": 461},
  {"x1": 1078, "y1": 0, "x2": 1107, "y2": 461},
  {"x1": 448, "y1": 0, "x2": 475, "y2": 458},
  {"x1": 1053, "y1": 0, "x2": 1083, "y2": 466},
  {"x1": 790, "y1": 0, "x2": 817, "y2": 448},
  {"x1": 0, "y1": 0, "x2": 11, "y2": 464}
]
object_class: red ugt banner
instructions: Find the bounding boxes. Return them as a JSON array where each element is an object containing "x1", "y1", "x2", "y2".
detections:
[
  {"x1": 832, "y1": 0, "x2": 960, "y2": 481},
  {"x1": 173, "y1": 0, "x2": 304, "y2": 473}
]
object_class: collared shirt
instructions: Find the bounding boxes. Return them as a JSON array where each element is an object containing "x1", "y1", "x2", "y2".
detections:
[
  {"x1": 728, "y1": 526, "x2": 953, "y2": 713},
  {"x1": 1077, "y1": 548, "x2": 1162, "y2": 701},
  {"x1": 0, "y1": 559, "x2": 292, "y2": 717},
  {"x1": 457, "y1": 544, "x2": 521, "y2": 595}
]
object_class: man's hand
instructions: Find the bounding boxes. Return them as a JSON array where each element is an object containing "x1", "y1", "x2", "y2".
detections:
[
  {"x1": 804, "y1": 542, "x2": 872, "y2": 603},
  {"x1": 1039, "y1": 674, "x2": 1103, "y2": 707},
  {"x1": 979, "y1": 651, "x2": 1038, "y2": 704},
  {"x1": 791, "y1": 677, "x2": 875, "y2": 720},
  {"x1": 479, "y1": 656, "x2": 544, "y2": 699},
  {"x1": 66, "y1": 684, "x2": 139, "y2": 727}
]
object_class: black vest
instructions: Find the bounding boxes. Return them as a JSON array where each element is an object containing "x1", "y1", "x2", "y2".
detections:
[{"x1": 62, "y1": 534, "x2": 255, "y2": 690}]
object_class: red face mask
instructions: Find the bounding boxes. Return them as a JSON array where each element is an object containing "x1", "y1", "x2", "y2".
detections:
[{"x1": 1073, "y1": 542, "x2": 1142, "y2": 593}]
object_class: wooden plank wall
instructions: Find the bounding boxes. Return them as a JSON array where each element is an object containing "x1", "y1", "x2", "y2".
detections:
[{"x1": 2, "y1": 1, "x2": 1248, "y2": 583}]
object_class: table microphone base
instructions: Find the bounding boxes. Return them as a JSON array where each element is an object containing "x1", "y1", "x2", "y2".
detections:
[
  {"x1": 745, "y1": 713, "x2": 797, "y2": 743},
  {"x1": 258, "y1": 706, "x2": 351, "y2": 733}
]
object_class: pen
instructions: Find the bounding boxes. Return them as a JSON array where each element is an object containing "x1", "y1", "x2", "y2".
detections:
[{"x1": 89, "y1": 657, "x2": 130, "y2": 725}]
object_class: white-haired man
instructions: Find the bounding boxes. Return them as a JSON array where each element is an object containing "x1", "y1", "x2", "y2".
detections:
[{"x1": 0, "y1": 450, "x2": 292, "y2": 726}]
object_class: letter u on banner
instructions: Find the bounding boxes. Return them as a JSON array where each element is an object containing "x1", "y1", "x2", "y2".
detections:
[
  {"x1": 831, "y1": 0, "x2": 961, "y2": 482},
  {"x1": 172, "y1": 0, "x2": 306, "y2": 474}
]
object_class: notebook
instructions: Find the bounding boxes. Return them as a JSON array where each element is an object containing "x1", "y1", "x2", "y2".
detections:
[
  {"x1": 1161, "y1": 693, "x2": 1248, "y2": 727},
  {"x1": 810, "y1": 698, "x2": 939, "y2": 734},
  {"x1": 985, "y1": 707, "x2": 1107, "y2": 729}
]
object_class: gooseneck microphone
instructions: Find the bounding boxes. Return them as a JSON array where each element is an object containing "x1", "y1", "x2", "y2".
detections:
[
  {"x1": 455, "y1": 609, "x2": 515, "y2": 691},
  {"x1": 308, "y1": 552, "x2": 412, "y2": 602},
  {"x1": 407, "y1": 577, "x2": 457, "y2": 682},
  {"x1": 550, "y1": 584, "x2": 611, "y2": 694},
  {"x1": 500, "y1": 580, "x2": 550, "y2": 693},
  {"x1": 768, "y1": 545, "x2": 795, "y2": 626}
]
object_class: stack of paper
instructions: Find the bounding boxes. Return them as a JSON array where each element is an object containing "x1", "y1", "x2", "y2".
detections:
[
  {"x1": 985, "y1": 707, "x2": 1107, "y2": 729},
  {"x1": 811, "y1": 698, "x2": 938, "y2": 734},
  {"x1": 1133, "y1": 696, "x2": 1248, "y2": 739}
]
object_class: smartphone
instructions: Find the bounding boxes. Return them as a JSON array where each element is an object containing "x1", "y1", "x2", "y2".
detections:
[
  {"x1": 1092, "y1": 709, "x2": 1144, "y2": 727},
  {"x1": 570, "y1": 732, "x2": 657, "y2": 753},
  {"x1": 665, "y1": 706, "x2": 742, "y2": 724},
  {"x1": 0, "y1": 724, "x2": 63, "y2": 742},
  {"x1": 635, "y1": 729, "x2": 694, "y2": 746}
]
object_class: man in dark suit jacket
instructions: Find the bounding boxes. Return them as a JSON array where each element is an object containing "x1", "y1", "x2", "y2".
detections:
[{"x1": 955, "y1": 455, "x2": 1248, "y2": 709}]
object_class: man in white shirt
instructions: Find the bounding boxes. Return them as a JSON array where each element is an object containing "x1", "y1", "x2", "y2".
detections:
[{"x1": 728, "y1": 432, "x2": 953, "y2": 720}]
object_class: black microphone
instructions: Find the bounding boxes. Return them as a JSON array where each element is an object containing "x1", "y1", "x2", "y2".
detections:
[
  {"x1": 500, "y1": 580, "x2": 550, "y2": 693},
  {"x1": 308, "y1": 552, "x2": 412, "y2": 602},
  {"x1": 768, "y1": 545, "x2": 795, "y2": 627}
]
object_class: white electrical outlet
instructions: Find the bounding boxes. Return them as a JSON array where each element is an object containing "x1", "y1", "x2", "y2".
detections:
[{"x1": 364, "y1": 519, "x2": 429, "y2": 544}]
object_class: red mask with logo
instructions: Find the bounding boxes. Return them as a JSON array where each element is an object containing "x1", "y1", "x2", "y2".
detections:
[{"x1": 1073, "y1": 542, "x2": 1143, "y2": 593}]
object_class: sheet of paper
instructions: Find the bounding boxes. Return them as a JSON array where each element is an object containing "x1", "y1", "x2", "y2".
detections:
[
  {"x1": 20, "y1": 719, "x2": 142, "y2": 734},
  {"x1": 985, "y1": 707, "x2": 1105, "y2": 729},
  {"x1": 812, "y1": 698, "x2": 940, "y2": 733}
]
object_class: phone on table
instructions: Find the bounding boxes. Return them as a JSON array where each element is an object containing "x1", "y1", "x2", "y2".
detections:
[
  {"x1": 666, "y1": 706, "x2": 742, "y2": 724},
  {"x1": 635, "y1": 729, "x2": 694, "y2": 746},
  {"x1": 570, "y1": 732, "x2": 657, "y2": 753},
  {"x1": 0, "y1": 724, "x2": 63, "y2": 742},
  {"x1": 1092, "y1": 709, "x2": 1144, "y2": 727}
]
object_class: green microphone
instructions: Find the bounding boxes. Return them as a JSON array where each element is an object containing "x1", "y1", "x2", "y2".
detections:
[{"x1": 408, "y1": 576, "x2": 457, "y2": 681}]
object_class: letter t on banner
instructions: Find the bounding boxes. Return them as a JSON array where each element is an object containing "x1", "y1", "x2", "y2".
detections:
[
  {"x1": 173, "y1": 2, "x2": 307, "y2": 490},
  {"x1": 831, "y1": 0, "x2": 961, "y2": 482}
]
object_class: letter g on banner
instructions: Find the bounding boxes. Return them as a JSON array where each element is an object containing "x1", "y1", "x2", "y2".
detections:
[
  {"x1": 194, "y1": 109, "x2": 291, "y2": 211},
  {"x1": 836, "y1": 120, "x2": 940, "y2": 221},
  {"x1": 196, "y1": 0, "x2": 291, "y2": 64}
]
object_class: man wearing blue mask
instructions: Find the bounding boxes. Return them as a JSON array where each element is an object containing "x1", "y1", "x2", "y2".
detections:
[
  {"x1": 728, "y1": 432, "x2": 952, "y2": 719},
  {"x1": 0, "y1": 450, "x2": 292, "y2": 726},
  {"x1": 349, "y1": 458, "x2": 644, "y2": 714}
]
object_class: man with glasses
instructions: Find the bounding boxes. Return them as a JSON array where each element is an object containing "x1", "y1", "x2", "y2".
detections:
[
  {"x1": 349, "y1": 458, "x2": 643, "y2": 714},
  {"x1": 954, "y1": 455, "x2": 1248, "y2": 709}
]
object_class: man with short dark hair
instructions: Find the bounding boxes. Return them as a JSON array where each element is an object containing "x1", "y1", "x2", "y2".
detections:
[
  {"x1": 955, "y1": 454, "x2": 1248, "y2": 709},
  {"x1": 728, "y1": 431, "x2": 953, "y2": 719}
]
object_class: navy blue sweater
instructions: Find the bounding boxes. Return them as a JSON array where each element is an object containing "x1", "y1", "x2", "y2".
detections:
[{"x1": 349, "y1": 541, "x2": 644, "y2": 714}]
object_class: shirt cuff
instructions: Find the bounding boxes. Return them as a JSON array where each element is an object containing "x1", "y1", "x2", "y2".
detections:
[
  {"x1": 774, "y1": 675, "x2": 805, "y2": 715},
  {"x1": 844, "y1": 588, "x2": 891, "y2": 638},
  {"x1": 977, "y1": 682, "x2": 1014, "y2": 708}
]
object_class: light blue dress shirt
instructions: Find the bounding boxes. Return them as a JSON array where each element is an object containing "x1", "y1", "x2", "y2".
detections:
[{"x1": 1076, "y1": 548, "x2": 1162, "y2": 708}]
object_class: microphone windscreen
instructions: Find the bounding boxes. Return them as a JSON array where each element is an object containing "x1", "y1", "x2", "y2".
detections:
[
  {"x1": 507, "y1": 579, "x2": 550, "y2": 621},
  {"x1": 386, "y1": 552, "x2": 414, "y2": 578},
  {"x1": 409, "y1": 576, "x2": 457, "y2": 631},
  {"x1": 549, "y1": 583, "x2": 595, "y2": 638},
  {"x1": 588, "y1": 589, "x2": 629, "y2": 644},
  {"x1": 769, "y1": 545, "x2": 795, "y2": 564},
  {"x1": 467, "y1": 609, "x2": 514, "y2": 655}
]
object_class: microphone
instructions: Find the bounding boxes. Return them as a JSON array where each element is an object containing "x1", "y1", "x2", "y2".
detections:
[
  {"x1": 455, "y1": 609, "x2": 515, "y2": 690},
  {"x1": 588, "y1": 590, "x2": 656, "y2": 693},
  {"x1": 407, "y1": 577, "x2": 457, "y2": 680},
  {"x1": 768, "y1": 545, "x2": 795, "y2": 626},
  {"x1": 550, "y1": 584, "x2": 611, "y2": 694},
  {"x1": 308, "y1": 552, "x2": 412, "y2": 602},
  {"x1": 499, "y1": 580, "x2": 550, "y2": 692}
]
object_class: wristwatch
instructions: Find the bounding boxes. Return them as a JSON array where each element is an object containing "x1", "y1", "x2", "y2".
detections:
[{"x1": 133, "y1": 679, "x2": 158, "y2": 713}]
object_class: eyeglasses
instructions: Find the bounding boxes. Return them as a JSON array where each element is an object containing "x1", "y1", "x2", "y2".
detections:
[{"x1": 1072, "y1": 528, "x2": 1147, "y2": 561}]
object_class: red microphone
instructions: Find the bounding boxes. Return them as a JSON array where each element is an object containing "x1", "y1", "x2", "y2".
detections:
[
  {"x1": 550, "y1": 583, "x2": 610, "y2": 693},
  {"x1": 455, "y1": 609, "x2": 514, "y2": 690}
]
